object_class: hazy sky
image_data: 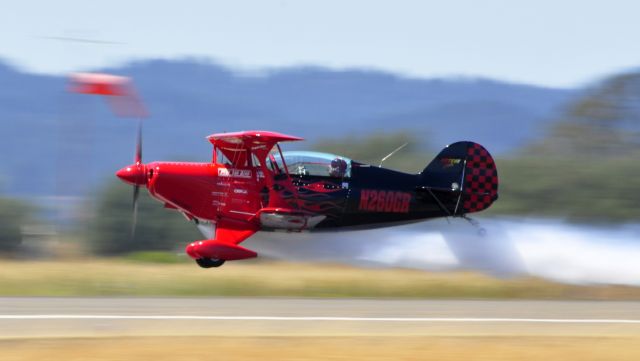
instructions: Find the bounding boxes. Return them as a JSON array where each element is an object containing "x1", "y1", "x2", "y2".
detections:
[{"x1": 2, "y1": 0, "x2": 640, "y2": 87}]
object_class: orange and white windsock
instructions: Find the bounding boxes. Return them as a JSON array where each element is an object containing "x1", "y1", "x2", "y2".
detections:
[{"x1": 68, "y1": 72, "x2": 148, "y2": 118}]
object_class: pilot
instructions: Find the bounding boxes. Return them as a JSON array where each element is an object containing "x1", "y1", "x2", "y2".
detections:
[
  {"x1": 329, "y1": 158, "x2": 347, "y2": 178},
  {"x1": 296, "y1": 164, "x2": 309, "y2": 176}
]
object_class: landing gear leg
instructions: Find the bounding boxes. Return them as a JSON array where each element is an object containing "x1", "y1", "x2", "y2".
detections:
[{"x1": 195, "y1": 258, "x2": 226, "y2": 268}]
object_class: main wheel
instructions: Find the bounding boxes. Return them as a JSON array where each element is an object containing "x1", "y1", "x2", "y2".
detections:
[{"x1": 195, "y1": 258, "x2": 226, "y2": 268}]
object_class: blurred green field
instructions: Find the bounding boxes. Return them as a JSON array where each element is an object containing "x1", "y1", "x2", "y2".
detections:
[{"x1": 1, "y1": 257, "x2": 639, "y2": 299}]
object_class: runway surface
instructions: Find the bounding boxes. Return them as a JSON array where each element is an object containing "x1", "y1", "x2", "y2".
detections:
[{"x1": 2, "y1": 297, "x2": 640, "y2": 339}]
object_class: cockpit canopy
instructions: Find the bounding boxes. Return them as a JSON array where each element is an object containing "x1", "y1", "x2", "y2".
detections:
[
  {"x1": 209, "y1": 133, "x2": 352, "y2": 179},
  {"x1": 277, "y1": 151, "x2": 352, "y2": 178}
]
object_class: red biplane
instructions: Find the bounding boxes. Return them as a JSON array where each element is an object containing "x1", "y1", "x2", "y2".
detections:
[
  {"x1": 71, "y1": 74, "x2": 499, "y2": 268},
  {"x1": 117, "y1": 131, "x2": 498, "y2": 268}
]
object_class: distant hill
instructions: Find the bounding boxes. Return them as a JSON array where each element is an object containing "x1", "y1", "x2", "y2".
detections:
[{"x1": 0, "y1": 59, "x2": 575, "y2": 197}]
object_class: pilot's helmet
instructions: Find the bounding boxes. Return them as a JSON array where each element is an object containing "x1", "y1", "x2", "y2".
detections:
[{"x1": 330, "y1": 158, "x2": 347, "y2": 177}]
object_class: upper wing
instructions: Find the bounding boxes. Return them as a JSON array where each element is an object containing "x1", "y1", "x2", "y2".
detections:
[{"x1": 207, "y1": 130, "x2": 303, "y2": 167}]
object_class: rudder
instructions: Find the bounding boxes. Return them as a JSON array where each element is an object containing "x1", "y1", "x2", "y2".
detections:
[{"x1": 420, "y1": 141, "x2": 498, "y2": 215}]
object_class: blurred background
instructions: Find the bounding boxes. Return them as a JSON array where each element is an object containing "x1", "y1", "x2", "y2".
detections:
[
  {"x1": 3, "y1": 1, "x2": 640, "y2": 360},
  {"x1": 1, "y1": 0, "x2": 640, "y2": 289}
]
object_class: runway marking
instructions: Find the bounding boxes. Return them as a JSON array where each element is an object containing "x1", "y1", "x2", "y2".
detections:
[{"x1": 1, "y1": 315, "x2": 640, "y2": 324}]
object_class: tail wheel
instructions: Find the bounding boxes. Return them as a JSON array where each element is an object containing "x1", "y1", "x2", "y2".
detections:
[{"x1": 195, "y1": 258, "x2": 226, "y2": 268}]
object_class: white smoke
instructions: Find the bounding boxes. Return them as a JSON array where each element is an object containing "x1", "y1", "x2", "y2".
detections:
[{"x1": 245, "y1": 218, "x2": 640, "y2": 286}]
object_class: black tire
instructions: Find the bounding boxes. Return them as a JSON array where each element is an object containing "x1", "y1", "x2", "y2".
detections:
[{"x1": 195, "y1": 258, "x2": 226, "y2": 268}]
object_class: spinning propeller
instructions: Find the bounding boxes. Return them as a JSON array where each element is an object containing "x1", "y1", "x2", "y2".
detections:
[
  {"x1": 115, "y1": 120, "x2": 147, "y2": 237},
  {"x1": 133, "y1": 121, "x2": 142, "y2": 235}
]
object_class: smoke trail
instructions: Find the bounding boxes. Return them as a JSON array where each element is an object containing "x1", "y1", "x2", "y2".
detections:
[
  {"x1": 508, "y1": 221, "x2": 640, "y2": 285},
  {"x1": 246, "y1": 218, "x2": 640, "y2": 286}
]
